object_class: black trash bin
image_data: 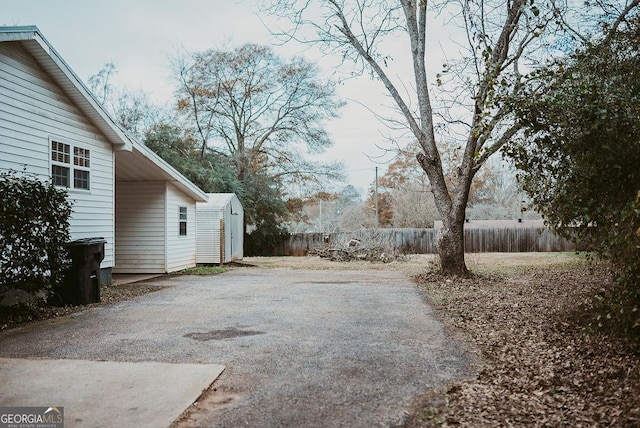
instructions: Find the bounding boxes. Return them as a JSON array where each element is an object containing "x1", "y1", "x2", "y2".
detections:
[{"x1": 60, "y1": 237, "x2": 106, "y2": 305}]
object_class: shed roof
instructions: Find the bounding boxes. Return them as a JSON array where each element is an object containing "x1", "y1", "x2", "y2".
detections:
[
  {"x1": 204, "y1": 193, "x2": 238, "y2": 206},
  {"x1": 0, "y1": 26, "x2": 207, "y2": 202}
]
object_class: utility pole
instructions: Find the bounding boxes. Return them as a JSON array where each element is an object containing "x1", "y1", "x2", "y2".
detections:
[{"x1": 375, "y1": 166, "x2": 379, "y2": 228}]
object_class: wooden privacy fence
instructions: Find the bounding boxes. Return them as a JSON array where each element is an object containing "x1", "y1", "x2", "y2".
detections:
[{"x1": 280, "y1": 227, "x2": 577, "y2": 256}]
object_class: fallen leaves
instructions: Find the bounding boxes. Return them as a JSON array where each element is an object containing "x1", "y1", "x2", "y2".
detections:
[{"x1": 408, "y1": 265, "x2": 640, "y2": 427}]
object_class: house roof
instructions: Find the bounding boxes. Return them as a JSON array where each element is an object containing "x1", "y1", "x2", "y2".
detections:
[{"x1": 0, "y1": 26, "x2": 207, "y2": 202}]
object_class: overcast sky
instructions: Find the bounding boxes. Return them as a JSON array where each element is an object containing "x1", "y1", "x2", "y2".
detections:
[{"x1": 2, "y1": 0, "x2": 420, "y2": 194}]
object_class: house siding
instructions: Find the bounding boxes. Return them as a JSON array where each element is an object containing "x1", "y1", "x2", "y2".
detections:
[
  {"x1": 0, "y1": 42, "x2": 115, "y2": 268},
  {"x1": 113, "y1": 181, "x2": 166, "y2": 273},
  {"x1": 166, "y1": 182, "x2": 197, "y2": 272}
]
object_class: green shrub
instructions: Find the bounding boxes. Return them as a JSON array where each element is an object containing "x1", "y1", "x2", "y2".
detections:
[{"x1": 0, "y1": 171, "x2": 73, "y2": 306}]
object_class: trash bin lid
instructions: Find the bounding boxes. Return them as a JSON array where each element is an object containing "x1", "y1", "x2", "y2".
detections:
[{"x1": 67, "y1": 237, "x2": 106, "y2": 246}]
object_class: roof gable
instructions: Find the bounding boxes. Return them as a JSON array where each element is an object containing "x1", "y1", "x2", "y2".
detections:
[
  {"x1": 0, "y1": 26, "x2": 133, "y2": 151},
  {"x1": 0, "y1": 26, "x2": 207, "y2": 202}
]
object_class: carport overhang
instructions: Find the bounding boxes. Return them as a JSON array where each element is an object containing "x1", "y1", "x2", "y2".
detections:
[{"x1": 116, "y1": 142, "x2": 207, "y2": 202}]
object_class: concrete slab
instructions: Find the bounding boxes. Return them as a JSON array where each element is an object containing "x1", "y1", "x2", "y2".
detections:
[
  {"x1": 111, "y1": 274, "x2": 163, "y2": 286},
  {"x1": 0, "y1": 358, "x2": 224, "y2": 428}
]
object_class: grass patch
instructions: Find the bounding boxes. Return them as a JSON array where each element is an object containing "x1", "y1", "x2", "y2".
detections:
[
  {"x1": 175, "y1": 265, "x2": 226, "y2": 275},
  {"x1": 465, "y1": 251, "x2": 588, "y2": 274}
]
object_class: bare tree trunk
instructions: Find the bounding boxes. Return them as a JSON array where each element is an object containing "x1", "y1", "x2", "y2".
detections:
[
  {"x1": 437, "y1": 205, "x2": 468, "y2": 276},
  {"x1": 417, "y1": 149, "x2": 471, "y2": 275}
]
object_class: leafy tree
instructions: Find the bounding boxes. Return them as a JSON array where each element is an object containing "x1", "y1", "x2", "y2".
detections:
[
  {"x1": 339, "y1": 185, "x2": 362, "y2": 204},
  {"x1": 365, "y1": 189, "x2": 394, "y2": 227},
  {"x1": 144, "y1": 124, "x2": 242, "y2": 194},
  {"x1": 173, "y1": 44, "x2": 345, "y2": 193},
  {"x1": 508, "y1": 12, "x2": 640, "y2": 250},
  {"x1": 264, "y1": 0, "x2": 558, "y2": 275},
  {"x1": 241, "y1": 171, "x2": 290, "y2": 234},
  {"x1": 507, "y1": 11, "x2": 640, "y2": 333}
]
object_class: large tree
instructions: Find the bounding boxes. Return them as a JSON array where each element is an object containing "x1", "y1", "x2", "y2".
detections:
[
  {"x1": 143, "y1": 124, "x2": 242, "y2": 195},
  {"x1": 264, "y1": 0, "x2": 555, "y2": 274},
  {"x1": 173, "y1": 44, "x2": 345, "y2": 192}
]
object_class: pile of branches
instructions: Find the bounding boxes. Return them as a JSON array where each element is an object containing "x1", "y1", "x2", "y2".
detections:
[{"x1": 308, "y1": 238, "x2": 408, "y2": 263}]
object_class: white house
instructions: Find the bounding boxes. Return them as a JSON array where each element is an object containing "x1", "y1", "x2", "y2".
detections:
[
  {"x1": 0, "y1": 26, "x2": 208, "y2": 282},
  {"x1": 196, "y1": 193, "x2": 244, "y2": 264}
]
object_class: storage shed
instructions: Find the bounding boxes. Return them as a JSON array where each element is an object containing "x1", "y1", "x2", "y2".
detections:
[{"x1": 196, "y1": 193, "x2": 244, "y2": 264}]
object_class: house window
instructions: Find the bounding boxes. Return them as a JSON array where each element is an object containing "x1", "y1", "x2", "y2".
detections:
[
  {"x1": 51, "y1": 140, "x2": 90, "y2": 190},
  {"x1": 51, "y1": 164, "x2": 70, "y2": 187},
  {"x1": 74, "y1": 170, "x2": 90, "y2": 189},
  {"x1": 179, "y1": 206, "x2": 188, "y2": 236}
]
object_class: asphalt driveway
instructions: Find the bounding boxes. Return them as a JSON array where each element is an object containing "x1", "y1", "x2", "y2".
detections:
[{"x1": 0, "y1": 268, "x2": 470, "y2": 427}]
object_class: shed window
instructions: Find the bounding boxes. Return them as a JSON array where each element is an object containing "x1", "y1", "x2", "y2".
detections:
[
  {"x1": 51, "y1": 140, "x2": 90, "y2": 190},
  {"x1": 179, "y1": 206, "x2": 188, "y2": 236}
]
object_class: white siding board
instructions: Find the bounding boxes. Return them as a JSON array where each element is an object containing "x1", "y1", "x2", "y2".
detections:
[
  {"x1": 1, "y1": 99, "x2": 103, "y2": 139},
  {"x1": 0, "y1": 42, "x2": 115, "y2": 268},
  {"x1": 0, "y1": 116, "x2": 56, "y2": 148},
  {"x1": 0, "y1": 45, "x2": 71, "y2": 101},
  {"x1": 165, "y1": 182, "x2": 197, "y2": 272},
  {"x1": 0, "y1": 150, "x2": 49, "y2": 174},
  {"x1": 113, "y1": 182, "x2": 166, "y2": 273},
  {"x1": 1, "y1": 76, "x2": 85, "y2": 122},
  {"x1": 0, "y1": 125, "x2": 51, "y2": 151},
  {"x1": 0, "y1": 61, "x2": 78, "y2": 108},
  {"x1": 1, "y1": 42, "x2": 48, "y2": 73},
  {"x1": 0, "y1": 43, "x2": 35, "y2": 66},
  {"x1": 0, "y1": 69, "x2": 79, "y2": 128}
]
